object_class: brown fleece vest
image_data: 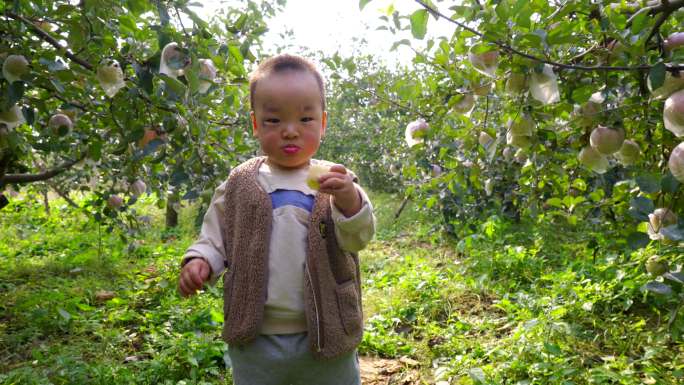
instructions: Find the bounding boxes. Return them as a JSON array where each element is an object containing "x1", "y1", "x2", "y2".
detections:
[{"x1": 220, "y1": 157, "x2": 363, "y2": 360}]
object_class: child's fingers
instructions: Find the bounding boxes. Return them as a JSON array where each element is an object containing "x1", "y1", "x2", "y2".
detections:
[
  {"x1": 189, "y1": 269, "x2": 205, "y2": 288},
  {"x1": 328, "y1": 164, "x2": 347, "y2": 174},
  {"x1": 179, "y1": 277, "x2": 193, "y2": 297}
]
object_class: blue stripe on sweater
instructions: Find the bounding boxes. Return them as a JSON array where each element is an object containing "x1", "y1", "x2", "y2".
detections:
[{"x1": 270, "y1": 189, "x2": 314, "y2": 212}]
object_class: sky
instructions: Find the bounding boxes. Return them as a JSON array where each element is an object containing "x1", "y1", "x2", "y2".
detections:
[{"x1": 193, "y1": 0, "x2": 455, "y2": 67}]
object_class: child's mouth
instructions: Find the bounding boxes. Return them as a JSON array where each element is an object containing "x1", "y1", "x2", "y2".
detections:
[{"x1": 283, "y1": 145, "x2": 300, "y2": 154}]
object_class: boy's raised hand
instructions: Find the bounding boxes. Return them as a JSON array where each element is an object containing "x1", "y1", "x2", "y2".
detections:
[
  {"x1": 179, "y1": 258, "x2": 211, "y2": 297},
  {"x1": 318, "y1": 164, "x2": 362, "y2": 218}
]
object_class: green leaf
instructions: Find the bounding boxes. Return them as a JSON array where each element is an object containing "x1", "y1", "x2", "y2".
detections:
[
  {"x1": 643, "y1": 281, "x2": 673, "y2": 296},
  {"x1": 410, "y1": 9, "x2": 428, "y2": 40},
  {"x1": 58, "y1": 308, "x2": 72, "y2": 321},
  {"x1": 661, "y1": 224, "x2": 684, "y2": 241},
  {"x1": 627, "y1": 232, "x2": 650, "y2": 249},
  {"x1": 158, "y1": 73, "x2": 187, "y2": 95},
  {"x1": 663, "y1": 272, "x2": 684, "y2": 285},
  {"x1": 544, "y1": 342, "x2": 562, "y2": 355},
  {"x1": 628, "y1": 197, "x2": 654, "y2": 221},
  {"x1": 468, "y1": 367, "x2": 486, "y2": 384},
  {"x1": 545, "y1": 197, "x2": 563, "y2": 208},
  {"x1": 629, "y1": 7, "x2": 650, "y2": 35},
  {"x1": 648, "y1": 62, "x2": 666, "y2": 91},
  {"x1": 359, "y1": 0, "x2": 372, "y2": 10},
  {"x1": 661, "y1": 172, "x2": 680, "y2": 193},
  {"x1": 636, "y1": 174, "x2": 660, "y2": 194}
]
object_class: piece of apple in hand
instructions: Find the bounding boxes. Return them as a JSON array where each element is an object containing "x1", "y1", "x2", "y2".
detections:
[{"x1": 307, "y1": 164, "x2": 330, "y2": 190}]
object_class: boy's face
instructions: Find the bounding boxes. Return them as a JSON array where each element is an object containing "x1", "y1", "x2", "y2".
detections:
[{"x1": 251, "y1": 70, "x2": 327, "y2": 169}]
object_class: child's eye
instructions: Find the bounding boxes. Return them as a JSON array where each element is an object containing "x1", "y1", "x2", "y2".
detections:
[
  {"x1": 301, "y1": 117, "x2": 314, "y2": 122},
  {"x1": 265, "y1": 118, "x2": 280, "y2": 124}
]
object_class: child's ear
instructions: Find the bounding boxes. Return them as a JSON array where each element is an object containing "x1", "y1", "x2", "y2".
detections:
[
  {"x1": 321, "y1": 111, "x2": 327, "y2": 138},
  {"x1": 250, "y1": 111, "x2": 258, "y2": 136}
]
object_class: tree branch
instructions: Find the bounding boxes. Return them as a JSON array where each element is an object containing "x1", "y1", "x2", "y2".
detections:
[
  {"x1": 0, "y1": 153, "x2": 87, "y2": 186},
  {"x1": 5, "y1": 12, "x2": 94, "y2": 71},
  {"x1": 643, "y1": 0, "x2": 684, "y2": 47},
  {"x1": 413, "y1": 0, "x2": 684, "y2": 72},
  {"x1": 48, "y1": 181, "x2": 80, "y2": 208}
]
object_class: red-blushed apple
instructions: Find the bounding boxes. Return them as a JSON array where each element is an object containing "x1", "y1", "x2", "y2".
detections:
[
  {"x1": 48, "y1": 113, "x2": 73, "y2": 136},
  {"x1": 107, "y1": 195, "x2": 124, "y2": 209},
  {"x1": 138, "y1": 129, "x2": 159, "y2": 148},
  {"x1": 590, "y1": 125, "x2": 625, "y2": 155},
  {"x1": 664, "y1": 32, "x2": 684, "y2": 52},
  {"x1": 664, "y1": 89, "x2": 684, "y2": 137},
  {"x1": 668, "y1": 142, "x2": 684, "y2": 182},
  {"x1": 129, "y1": 180, "x2": 147, "y2": 197}
]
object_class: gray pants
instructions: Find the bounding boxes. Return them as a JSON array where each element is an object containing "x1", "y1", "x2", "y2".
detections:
[{"x1": 227, "y1": 333, "x2": 361, "y2": 385}]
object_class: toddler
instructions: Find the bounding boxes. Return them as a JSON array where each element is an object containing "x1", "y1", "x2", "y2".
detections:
[{"x1": 178, "y1": 53, "x2": 375, "y2": 385}]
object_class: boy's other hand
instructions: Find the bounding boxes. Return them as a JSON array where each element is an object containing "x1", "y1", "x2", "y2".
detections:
[
  {"x1": 318, "y1": 164, "x2": 362, "y2": 217},
  {"x1": 179, "y1": 258, "x2": 211, "y2": 297}
]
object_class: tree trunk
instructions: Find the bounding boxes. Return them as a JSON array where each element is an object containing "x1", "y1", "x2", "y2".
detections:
[
  {"x1": 42, "y1": 188, "x2": 50, "y2": 215},
  {"x1": 165, "y1": 191, "x2": 179, "y2": 228}
]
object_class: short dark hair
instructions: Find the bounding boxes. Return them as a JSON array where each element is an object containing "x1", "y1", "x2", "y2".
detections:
[{"x1": 249, "y1": 54, "x2": 326, "y2": 111}]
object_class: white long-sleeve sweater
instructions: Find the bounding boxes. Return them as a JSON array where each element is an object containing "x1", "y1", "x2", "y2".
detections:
[{"x1": 183, "y1": 159, "x2": 375, "y2": 334}]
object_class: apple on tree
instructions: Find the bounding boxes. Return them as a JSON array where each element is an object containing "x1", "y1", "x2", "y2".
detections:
[
  {"x1": 479, "y1": 131, "x2": 493, "y2": 148},
  {"x1": 48, "y1": 113, "x2": 73, "y2": 136},
  {"x1": 431, "y1": 164, "x2": 442, "y2": 177},
  {"x1": 405, "y1": 118, "x2": 428, "y2": 147},
  {"x1": 529, "y1": 64, "x2": 560, "y2": 105},
  {"x1": 198, "y1": 58, "x2": 217, "y2": 94},
  {"x1": 614, "y1": 139, "x2": 640, "y2": 166},
  {"x1": 668, "y1": 141, "x2": 684, "y2": 183},
  {"x1": 468, "y1": 44, "x2": 498, "y2": 78},
  {"x1": 579, "y1": 145, "x2": 609, "y2": 174},
  {"x1": 645, "y1": 255, "x2": 669, "y2": 276},
  {"x1": 647, "y1": 208, "x2": 678, "y2": 241},
  {"x1": 129, "y1": 179, "x2": 147, "y2": 197},
  {"x1": 590, "y1": 125, "x2": 625, "y2": 155},
  {"x1": 505, "y1": 72, "x2": 527, "y2": 95},
  {"x1": 2, "y1": 54, "x2": 29, "y2": 83},
  {"x1": 648, "y1": 70, "x2": 684, "y2": 100},
  {"x1": 450, "y1": 93, "x2": 476, "y2": 115},
  {"x1": 0, "y1": 105, "x2": 25, "y2": 130},
  {"x1": 664, "y1": 89, "x2": 684, "y2": 137},
  {"x1": 107, "y1": 195, "x2": 124, "y2": 209},
  {"x1": 664, "y1": 32, "x2": 684, "y2": 52},
  {"x1": 160, "y1": 42, "x2": 191, "y2": 79},
  {"x1": 97, "y1": 60, "x2": 125, "y2": 97}
]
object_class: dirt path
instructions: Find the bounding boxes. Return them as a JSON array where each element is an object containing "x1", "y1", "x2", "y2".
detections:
[{"x1": 359, "y1": 355, "x2": 421, "y2": 385}]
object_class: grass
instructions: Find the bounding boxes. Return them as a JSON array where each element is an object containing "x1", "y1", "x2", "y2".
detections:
[{"x1": 1, "y1": 190, "x2": 683, "y2": 384}]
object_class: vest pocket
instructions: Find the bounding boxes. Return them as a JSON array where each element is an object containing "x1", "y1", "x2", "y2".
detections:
[{"x1": 335, "y1": 280, "x2": 362, "y2": 336}]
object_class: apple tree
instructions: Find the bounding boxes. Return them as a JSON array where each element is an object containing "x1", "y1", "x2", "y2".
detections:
[{"x1": 0, "y1": 0, "x2": 282, "y2": 230}]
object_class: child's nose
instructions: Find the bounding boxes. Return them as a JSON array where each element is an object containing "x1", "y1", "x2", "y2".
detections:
[{"x1": 282, "y1": 122, "x2": 298, "y2": 138}]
